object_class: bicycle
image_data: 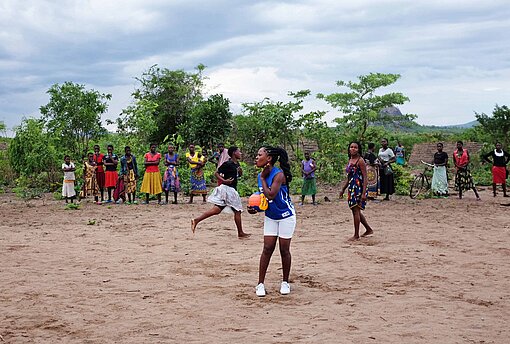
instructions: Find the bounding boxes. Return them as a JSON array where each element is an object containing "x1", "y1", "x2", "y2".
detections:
[{"x1": 409, "y1": 161, "x2": 434, "y2": 199}]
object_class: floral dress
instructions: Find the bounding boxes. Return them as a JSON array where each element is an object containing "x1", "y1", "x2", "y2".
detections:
[
  {"x1": 346, "y1": 159, "x2": 367, "y2": 210},
  {"x1": 163, "y1": 153, "x2": 181, "y2": 192}
]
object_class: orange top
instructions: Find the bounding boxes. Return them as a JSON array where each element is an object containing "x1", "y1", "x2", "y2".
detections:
[
  {"x1": 453, "y1": 149, "x2": 469, "y2": 168},
  {"x1": 144, "y1": 152, "x2": 161, "y2": 173}
]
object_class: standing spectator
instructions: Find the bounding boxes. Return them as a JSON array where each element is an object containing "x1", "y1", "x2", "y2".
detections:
[
  {"x1": 378, "y1": 138, "x2": 395, "y2": 200},
  {"x1": 62, "y1": 155, "x2": 76, "y2": 203},
  {"x1": 300, "y1": 152, "x2": 317, "y2": 205},
  {"x1": 453, "y1": 141, "x2": 480, "y2": 200},
  {"x1": 93, "y1": 145, "x2": 105, "y2": 202},
  {"x1": 483, "y1": 142, "x2": 510, "y2": 197},
  {"x1": 339, "y1": 142, "x2": 374, "y2": 240},
  {"x1": 140, "y1": 143, "x2": 162, "y2": 204},
  {"x1": 394, "y1": 141, "x2": 406, "y2": 165},
  {"x1": 163, "y1": 144, "x2": 181, "y2": 204},
  {"x1": 103, "y1": 145, "x2": 118, "y2": 203},
  {"x1": 210, "y1": 143, "x2": 230, "y2": 185},
  {"x1": 186, "y1": 144, "x2": 207, "y2": 203},
  {"x1": 363, "y1": 142, "x2": 380, "y2": 200},
  {"x1": 80, "y1": 152, "x2": 100, "y2": 204},
  {"x1": 120, "y1": 146, "x2": 139, "y2": 204},
  {"x1": 431, "y1": 143, "x2": 449, "y2": 197}
]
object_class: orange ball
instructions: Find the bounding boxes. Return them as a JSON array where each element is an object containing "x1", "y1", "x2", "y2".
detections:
[{"x1": 248, "y1": 192, "x2": 268, "y2": 212}]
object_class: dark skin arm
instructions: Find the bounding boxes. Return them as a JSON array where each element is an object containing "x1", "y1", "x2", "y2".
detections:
[
  {"x1": 259, "y1": 165, "x2": 285, "y2": 200},
  {"x1": 187, "y1": 156, "x2": 204, "y2": 168},
  {"x1": 482, "y1": 152, "x2": 493, "y2": 164},
  {"x1": 214, "y1": 171, "x2": 234, "y2": 185}
]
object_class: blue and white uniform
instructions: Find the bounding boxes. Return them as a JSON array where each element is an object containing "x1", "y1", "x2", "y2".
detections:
[{"x1": 258, "y1": 167, "x2": 296, "y2": 239}]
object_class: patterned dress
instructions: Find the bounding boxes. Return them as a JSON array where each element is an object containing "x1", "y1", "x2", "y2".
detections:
[
  {"x1": 186, "y1": 152, "x2": 207, "y2": 195},
  {"x1": 346, "y1": 160, "x2": 368, "y2": 210},
  {"x1": 163, "y1": 153, "x2": 181, "y2": 192},
  {"x1": 81, "y1": 161, "x2": 99, "y2": 198}
]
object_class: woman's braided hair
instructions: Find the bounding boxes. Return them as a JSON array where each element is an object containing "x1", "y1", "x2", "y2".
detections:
[{"x1": 263, "y1": 146, "x2": 292, "y2": 184}]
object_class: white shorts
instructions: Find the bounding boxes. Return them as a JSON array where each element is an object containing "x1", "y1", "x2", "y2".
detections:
[{"x1": 264, "y1": 215, "x2": 296, "y2": 239}]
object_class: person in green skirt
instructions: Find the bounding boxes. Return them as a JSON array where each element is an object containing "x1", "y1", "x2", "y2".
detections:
[{"x1": 300, "y1": 152, "x2": 317, "y2": 205}]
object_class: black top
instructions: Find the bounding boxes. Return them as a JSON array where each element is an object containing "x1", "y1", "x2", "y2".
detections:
[
  {"x1": 434, "y1": 152, "x2": 448, "y2": 166},
  {"x1": 483, "y1": 150, "x2": 510, "y2": 167},
  {"x1": 363, "y1": 152, "x2": 377, "y2": 165},
  {"x1": 218, "y1": 160, "x2": 239, "y2": 190},
  {"x1": 104, "y1": 154, "x2": 118, "y2": 172}
]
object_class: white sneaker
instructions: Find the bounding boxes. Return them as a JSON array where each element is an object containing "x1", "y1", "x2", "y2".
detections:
[
  {"x1": 280, "y1": 281, "x2": 290, "y2": 295},
  {"x1": 255, "y1": 283, "x2": 266, "y2": 297}
]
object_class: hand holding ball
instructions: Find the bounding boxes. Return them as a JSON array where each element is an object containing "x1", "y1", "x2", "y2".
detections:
[{"x1": 248, "y1": 192, "x2": 268, "y2": 212}]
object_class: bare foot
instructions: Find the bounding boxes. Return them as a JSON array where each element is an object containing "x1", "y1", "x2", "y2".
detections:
[
  {"x1": 348, "y1": 236, "x2": 360, "y2": 241},
  {"x1": 191, "y1": 219, "x2": 197, "y2": 234},
  {"x1": 361, "y1": 229, "x2": 374, "y2": 237},
  {"x1": 238, "y1": 232, "x2": 251, "y2": 239}
]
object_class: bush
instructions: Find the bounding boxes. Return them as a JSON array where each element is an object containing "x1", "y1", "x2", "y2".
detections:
[{"x1": 393, "y1": 164, "x2": 414, "y2": 196}]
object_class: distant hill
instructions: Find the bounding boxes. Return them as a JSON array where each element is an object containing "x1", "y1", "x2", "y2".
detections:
[
  {"x1": 446, "y1": 120, "x2": 479, "y2": 128},
  {"x1": 369, "y1": 106, "x2": 479, "y2": 133}
]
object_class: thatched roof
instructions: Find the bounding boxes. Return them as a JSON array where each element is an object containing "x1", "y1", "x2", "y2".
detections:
[{"x1": 408, "y1": 142, "x2": 484, "y2": 166}]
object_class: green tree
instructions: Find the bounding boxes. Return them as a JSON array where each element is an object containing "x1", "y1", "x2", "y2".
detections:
[
  {"x1": 179, "y1": 94, "x2": 232, "y2": 148},
  {"x1": 317, "y1": 73, "x2": 414, "y2": 141},
  {"x1": 233, "y1": 90, "x2": 309, "y2": 156},
  {"x1": 475, "y1": 104, "x2": 510, "y2": 147},
  {"x1": 116, "y1": 98, "x2": 159, "y2": 149},
  {"x1": 40, "y1": 82, "x2": 111, "y2": 158},
  {"x1": 0, "y1": 121, "x2": 6, "y2": 137},
  {"x1": 119, "y1": 64, "x2": 206, "y2": 144},
  {"x1": 9, "y1": 118, "x2": 59, "y2": 188}
]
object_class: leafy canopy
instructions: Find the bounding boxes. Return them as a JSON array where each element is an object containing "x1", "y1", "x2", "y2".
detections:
[
  {"x1": 118, "y1": 64, "x2": 206, "y2": 144},
  {"x1": 317, "y1": 73, "x2": 413, "y2": 141},
  {"x1": 475, "y1": 104, "x2": 510, "y2": 148},
  {"x1": 40, "y1": 82, "x2": 111, "y2": 158}
]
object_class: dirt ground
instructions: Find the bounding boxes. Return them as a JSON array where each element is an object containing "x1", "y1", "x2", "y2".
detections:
[{"x1": 1, "y1": 188, "x2": 509, "y2": 343}]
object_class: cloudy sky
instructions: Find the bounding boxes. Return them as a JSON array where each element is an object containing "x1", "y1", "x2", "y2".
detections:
[{"x1": 1, "y1": 0, "x2": 509, "y2": 134}]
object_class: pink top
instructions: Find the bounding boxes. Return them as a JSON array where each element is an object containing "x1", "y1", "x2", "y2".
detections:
[
  {"x1": 145, "y1": 152, "x2": 161, "y2": 173},
  {"x1": 453, "y1": 149, "x2": 469, "y2": 168}
]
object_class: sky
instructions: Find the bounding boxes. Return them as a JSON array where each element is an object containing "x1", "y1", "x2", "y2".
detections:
[{"x1": 1, "y1": 0, "x2": 509, "y2": 135}]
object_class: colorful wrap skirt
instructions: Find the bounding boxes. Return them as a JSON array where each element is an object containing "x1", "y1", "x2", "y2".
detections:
[
  {"x1": 366, "y1": 164, "x2": 379, "y2": 198},
  {"x1": 163, "y1": 166, "x2": 181, "y2": 192},
  {"x1": 124, "y1": 169, "x2": 137, "y2": 194},
  {"x1": 455, "y1": 168, "x2": 475, "y2": 191},
  {"x1": 190, "y1": 168, "x2": 207, "y2": 194}
]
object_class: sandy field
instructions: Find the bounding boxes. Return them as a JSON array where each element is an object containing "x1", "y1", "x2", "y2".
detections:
[{"x1": 1, "y1": 188, "x2": 509, "y2": 344}]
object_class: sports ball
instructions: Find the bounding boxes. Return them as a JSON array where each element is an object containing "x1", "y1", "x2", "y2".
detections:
[{"x1": 248, "y1": 192, "x2": 268, "y2": 212}]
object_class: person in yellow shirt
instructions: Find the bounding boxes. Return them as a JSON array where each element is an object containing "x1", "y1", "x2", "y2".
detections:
[{"x1": 186, "y1": 144, "x2": 207, "y2": 203}]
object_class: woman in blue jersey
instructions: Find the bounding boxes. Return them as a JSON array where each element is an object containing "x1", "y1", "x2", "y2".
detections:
[{"x1": 249, "y1": 146, "x2": 295, "y2": 297}]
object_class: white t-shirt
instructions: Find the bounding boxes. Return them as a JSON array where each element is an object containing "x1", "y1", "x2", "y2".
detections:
[
  {"x1": 378, "y1": 148, "x2": 395, "y2": 163},
  {"x1": 62, "y1": 162, "x2": 76, "y2": 181}
]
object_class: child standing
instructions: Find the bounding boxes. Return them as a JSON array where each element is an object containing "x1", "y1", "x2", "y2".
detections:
[
  {"x1": 339, "y1": 142, "x2": 374, "y2": 240},
  {"x1": 62, "y1": 155, "x2": 76, "y2": 203},
  {"x1": 80, "y1": 152, "x2": 100, "y2": 204}
]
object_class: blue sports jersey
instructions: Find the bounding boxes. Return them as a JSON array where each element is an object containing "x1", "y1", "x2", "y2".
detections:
[{"x1": 258, "y1": 167, "x2": 295, "y2": 220}]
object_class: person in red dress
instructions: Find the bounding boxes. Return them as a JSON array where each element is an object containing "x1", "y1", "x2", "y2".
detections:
[{"x1": 93, "y1": 145, "x2": 105, "y2": 202}]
